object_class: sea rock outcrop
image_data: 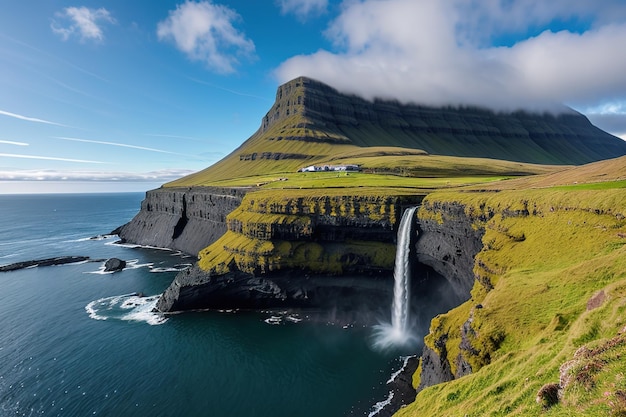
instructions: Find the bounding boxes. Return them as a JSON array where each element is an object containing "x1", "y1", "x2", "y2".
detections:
[
  {"x1": 114, "y1": 186, "x2": 251, "y2": 256},
  {"x1": 0, "y1": 256, "x2": 95, "y2": 272},
  {"x1": 104, "y1": 258, "x2": 126, "y2": 272},
  {"x1": 155, "y1": 263, "x2": 396, "y2": 325}
]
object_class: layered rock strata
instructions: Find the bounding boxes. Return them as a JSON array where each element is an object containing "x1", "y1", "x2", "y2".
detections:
[
  {"x1": 266, "y1": 77, "x2": 626, "y2": 165},
  {"x1": 156, "y1": 191, "x2": 426, "y2": 314},
  {"x1": 412, "y1": 199, "x2": 486, "y2": 390},
  {"x1": 114, "y1": 186, "x2": 251, "y2": 256}
]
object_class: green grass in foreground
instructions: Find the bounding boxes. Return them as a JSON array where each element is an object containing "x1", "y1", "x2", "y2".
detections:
[{"x1": 397, "y1": 187, "x2": 626, "y2": 416}]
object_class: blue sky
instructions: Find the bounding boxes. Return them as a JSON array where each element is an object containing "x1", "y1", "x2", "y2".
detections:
[{"x1": 1, "y1": 0, "x2": 626, "y2": 194}]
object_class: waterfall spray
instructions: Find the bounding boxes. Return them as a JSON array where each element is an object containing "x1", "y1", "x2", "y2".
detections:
[{"x1": 372, "y1": 206, "x2": 418, "y2": 350}]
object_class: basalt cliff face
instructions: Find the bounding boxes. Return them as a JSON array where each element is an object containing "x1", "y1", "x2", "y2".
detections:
[
  {"x1": 399, "y1": 171, "x2": 626, "y2": 415},
  {"x1": 155, "y1": 190, "x2": 427, "y2": 318},
  {"x1": 115, "y1": 187, "x2": 250, "y2": 256}
]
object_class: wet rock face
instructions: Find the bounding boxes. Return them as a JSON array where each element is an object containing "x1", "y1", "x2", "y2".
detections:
[
  {"x1": 104, "y1": 258, "x2": 126, "y2": 272},
  {"x1": 115, "y1": 186, "x2": 251, "y2": 255},
  {"x1": 411, "y1": 201, "x2": 487, "y2": 392},
  {"x1": 418, "y1": 343, "x2": 455, "y2": 392},
  {"x1": 0, "y1": 256, "x2": 94, "y2": 272},
  {"x1": 155, "y1": 265, "x2": 397, "y2": 325},
  {"x1": 415, "y1": 201, "x2": 485, "y2": 299}
]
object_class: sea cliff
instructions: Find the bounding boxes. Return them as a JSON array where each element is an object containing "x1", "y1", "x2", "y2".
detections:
[
  {"x1": 154, "y1": 189, "x2": 426, "y2": 317},
  {"x1": 114, "y1": 186, "x2": 250, "y2": 256},
  {"x1": 399, "y1": 179, "x2": 626, "y2": 416}
]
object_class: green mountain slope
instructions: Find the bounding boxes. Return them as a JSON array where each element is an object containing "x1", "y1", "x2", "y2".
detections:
[{"x1": 168, "y1": 77, "x2": 626, "y2": 187}]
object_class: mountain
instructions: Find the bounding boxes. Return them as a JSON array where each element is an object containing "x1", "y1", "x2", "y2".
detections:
[
  {"x1": 117, "y1": 77, "x2": 626, "y2": 416},
  {"x1": 169, "y1": 76, "x2": 626, "y2": 187}
]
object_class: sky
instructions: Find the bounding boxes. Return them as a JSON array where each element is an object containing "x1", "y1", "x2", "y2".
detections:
[{"x1": 1, "y1": 0, "x2": 626, "y2": 194}]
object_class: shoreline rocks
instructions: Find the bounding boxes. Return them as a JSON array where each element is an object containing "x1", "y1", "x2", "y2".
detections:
[
  {"x1": 0, "y1": 256, "x2": 99, "y2": 272},
  {"x1": 104, "y1": 258, "x2": 126, "y2": 272}
]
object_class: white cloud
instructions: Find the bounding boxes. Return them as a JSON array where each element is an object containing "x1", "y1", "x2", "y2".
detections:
[
  {"x1": 274, "y1": 0, "x2": 626, "y2": 112},
  {"x1": 51, "y1": 6, "x2": 116, "y2": 42},
  {"x1": 276, "y1": 0, "x2": 328, "y2": 20},
  {"x1": 0, "y1": 168, "x2": 195, "y2": 182},
  {"x1": 0, "y1": 109, "x2": 69, "y2": 127},
  {"x1": 53, "y1": 136, "x2": 188, "y2": 156},
  {"x1": 0, "y1": 140, "x2": 29, "y2": 146},
  {"x1": 0, "y1": 153, "x2": 107, "y2": 164},
  {"x1": 583, "y1": 102, "x2": 626, "y2": 138},
  {"x1": 157, "y1": 1, "x2": 256, "y2": 74}
]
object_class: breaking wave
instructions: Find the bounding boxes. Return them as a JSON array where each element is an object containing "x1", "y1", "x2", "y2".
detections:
[
  {"x1": 86, "y1": 259, "x2": 153, "y2": 275},
  {"x1": 85, "y1": 293, "x2": 167, "y2": 325},
  {"x1": 70, "y1": 234, "x2": 116, "y2": 242},
  {"x1": 263, "y1": 313, "x2": 303, "y2": 325},
  {"x1": 86, "y1": 259, "x2": 191, "y2": 275},
  {"x1": 368, "y1": 391, "x2": 394, "y2": 417}
]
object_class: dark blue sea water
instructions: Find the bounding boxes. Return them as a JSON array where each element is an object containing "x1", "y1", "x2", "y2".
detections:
[{"x1": 0, "y1": 193, "x2": 409, "y2": 417}]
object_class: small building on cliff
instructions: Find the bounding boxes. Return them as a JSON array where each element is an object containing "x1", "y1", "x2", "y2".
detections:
[{"x1": 298, "y1": 164, "x2": 360, "y2": 172}]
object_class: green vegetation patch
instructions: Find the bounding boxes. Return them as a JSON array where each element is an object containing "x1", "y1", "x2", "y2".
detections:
[
  {"x1": 401, "y1": 185, "x2": 626, "y2": 416},
  {"x1": 198, "y1": 231, "x2": 395, "y2": 275},
  {"x1": 552, "y1": 179, "x2": 626, "y2": 191}
]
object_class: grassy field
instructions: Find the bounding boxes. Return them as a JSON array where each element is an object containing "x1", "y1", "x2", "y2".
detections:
[
  {"x1": 397, "y1": 163, "x2": 626, "y2": 416},
  {"x1": 167, "y1": 148, "x2": 563, "y2": 193}
]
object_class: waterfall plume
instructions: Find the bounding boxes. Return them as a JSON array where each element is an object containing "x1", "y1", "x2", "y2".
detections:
[{"x1": 372, "y1": 206, "x2": 418, "y2": 350}]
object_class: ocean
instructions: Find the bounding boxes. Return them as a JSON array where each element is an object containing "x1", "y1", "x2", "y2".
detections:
[{"x1": 0, "y1": 193, "x2": 412, "y2": 417}]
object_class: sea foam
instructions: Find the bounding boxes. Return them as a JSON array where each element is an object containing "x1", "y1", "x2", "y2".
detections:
[
  {"x1": 368, "y1": 391, "x2": 394, "y2": 417},
  {"x1": 85, "y1": 293, "x2": 167, "y2": 325}
]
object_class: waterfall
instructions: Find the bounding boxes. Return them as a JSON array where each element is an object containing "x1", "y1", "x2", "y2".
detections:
[
  {"x1": 391, "y1": 206, "x2": 417, "y2": 334},
  {"x1": 372, "y1": 206, "x2": 418, "y2": 350}
]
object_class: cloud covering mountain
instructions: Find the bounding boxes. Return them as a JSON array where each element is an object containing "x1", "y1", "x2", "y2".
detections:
[{"x1": 275, "y1": 0, "x2": 626, "y2": 113}]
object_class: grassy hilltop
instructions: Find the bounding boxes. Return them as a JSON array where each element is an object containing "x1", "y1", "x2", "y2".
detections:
[{"x1": 159, "y1": 77, "x2": 626, "y2": 415}]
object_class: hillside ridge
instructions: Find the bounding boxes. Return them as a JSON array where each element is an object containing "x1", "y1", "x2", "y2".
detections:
[{"x1": 168, "y1": 76, "x2": 626, "y2": 187}]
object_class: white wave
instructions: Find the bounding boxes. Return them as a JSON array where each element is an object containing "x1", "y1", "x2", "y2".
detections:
[
  {"x1": 387, "y1": 355, "x2": 415, "y2": 384},
  {"x1": 149, "y1": 263, "x2": 192, "y2": 273},
  {"x1": 85, "y1": 293, "x2": 134, "y2": 320},
  {"x1": 70, "y1": 234, "x2": 116, "y2": 242},
  {"x1": 105, "y1": 240, "x2": 139, "y2": 248},
  {"x1": 62, "y1": 259, "x2": 91, "y2": 266},
  {"x1": 264, "y1": 316, "x2": 283, "y2": 325},
  {"x1": 85, "y1": 300, "x2": 107, "y2": 321},
  {"x1": 85, "y1": 259, "x2": 154, "y2": 275},
  {"x1": 284, "y1": 314, "x2": 302, "y2": 323},
  {"x1": 263, "y1": 313, "x2": 303, "y2": 325},
  {"x1": 368, "y1": 391, "x2": 394, "y2": 417},
  {"x1": 85, "y1": 293, "x2": 167, "y2": 325},
  {"x1": 124, "y1": 259, "x2": 153, "y2": 270},
  {"x1": 105, "y1": 241, "x2": 177, "y2": 253}
]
